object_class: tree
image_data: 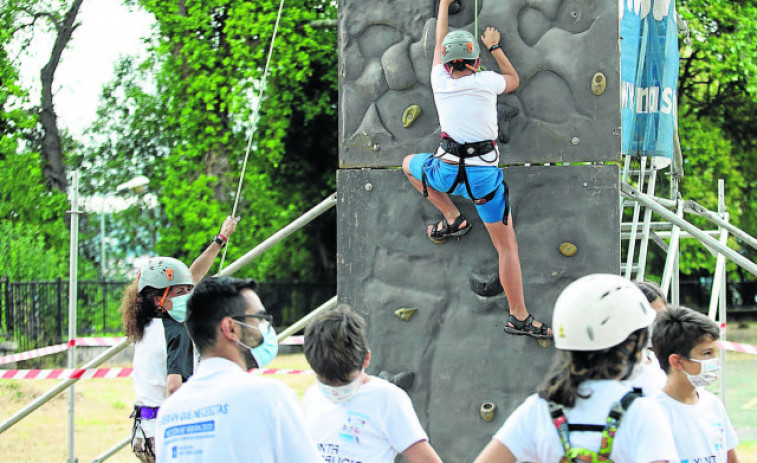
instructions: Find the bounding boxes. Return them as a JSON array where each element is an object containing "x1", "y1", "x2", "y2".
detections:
[{"x1": 80, "y1": 0, "x2": 338, "y2": 281}]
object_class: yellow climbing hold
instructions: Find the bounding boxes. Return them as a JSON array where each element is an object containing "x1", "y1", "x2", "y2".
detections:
[
  {"x1": 394, "y1": 308, "x2": 418, "y2": 321},
  {"x1": 591, "y1": 72, "x2": 607, "y2": 96},
  {"x1": 559, "y1": 242, "x2": 578, "y2": 257},
  {"x1": 402, "y1": 105, "x2": 422, "y2": 128},
  {"x1": 480, "y1": 402, "x2": 496, "y2": 422}
]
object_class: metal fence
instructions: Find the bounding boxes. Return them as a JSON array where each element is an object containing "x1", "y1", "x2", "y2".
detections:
[{"x1": 0, "y1": 277, "x2": 335, "y2": 354}]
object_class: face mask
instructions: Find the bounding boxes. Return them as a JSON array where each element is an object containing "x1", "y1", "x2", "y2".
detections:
[
  {"x1": 235, "y1": 320, "x2": 279, "y2": 369},
  {"x1": 167, "y1": 293, "x2": 192, "y2": 323},
  {"x1": 317, "y1": 375, "x2": 362, "y2": 405},
  {"x1": 684, "y1": 357, "x2": 720, "y2": 387}
]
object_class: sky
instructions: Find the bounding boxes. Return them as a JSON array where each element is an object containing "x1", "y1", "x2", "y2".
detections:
[{"x1": 17, "y1": 0, "x2": 154, "y2": 138}]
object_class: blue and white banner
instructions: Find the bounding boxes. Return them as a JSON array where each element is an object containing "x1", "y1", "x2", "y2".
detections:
[{"x1": 620, "y1": 0, "x2": 679, "y2": 158}]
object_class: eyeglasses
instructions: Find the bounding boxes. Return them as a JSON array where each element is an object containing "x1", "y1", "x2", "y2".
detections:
[{"x1": 233, "y1": 313, "x2": 274, "y2": 324}]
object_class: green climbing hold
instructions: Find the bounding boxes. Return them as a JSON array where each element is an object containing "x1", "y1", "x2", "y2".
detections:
[
  {"x1": 402, "y1": 105, "x2": 422, "y2": 128},
  {"x1": 394, "y1": 308, "x2": 418, "y2": 321}
]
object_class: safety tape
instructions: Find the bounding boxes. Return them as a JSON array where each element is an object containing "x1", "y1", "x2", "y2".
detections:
[
  {"x1": 718, "y1": 341, "x2": 757, "y2": 355},
  {"x1": 0, "y1": 367, "x2": 314, "y2": 380},
  {"x1": 0, "y1": 335, "x2": 305, "y2": 366}
]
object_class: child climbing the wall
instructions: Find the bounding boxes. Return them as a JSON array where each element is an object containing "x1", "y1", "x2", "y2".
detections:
[
  {"x1": 401, "y1": 0, "x2": 551, "y2": 339},
  {"x1": 473, "y1": 274, "x2": 679, "y2": 463},
  {"x1": 302, "y1": 304, "x2": 443, "y2": 463},
  {"x1": 651, "y1": 306, "x2": 741, "y2": 463}
]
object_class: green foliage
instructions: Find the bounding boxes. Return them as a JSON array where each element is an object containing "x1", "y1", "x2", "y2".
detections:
[{"x1": 81, "y1": 0, "x2": 338, "y2": 281}]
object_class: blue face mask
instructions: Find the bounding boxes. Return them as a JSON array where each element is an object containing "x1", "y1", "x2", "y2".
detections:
[
  {"x1": 236, "y1": 320, "x2": 278, "y2": 368},
  {"x1": 167, "y1": 293, "x2": 192, "y2": 323}
]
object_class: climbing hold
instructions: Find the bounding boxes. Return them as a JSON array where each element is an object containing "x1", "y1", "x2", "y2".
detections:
[
  {"x1": 538, "y1": 338, "x2": 551, "y2": 348},
  {"x1": 470, "y1": 263, "x2": 503, "y2": 297},
  {"x1": 480, "y1": 402, "x2": 496, "y2": 422},
  {"x1": 559, "y1": 243, "x2": 578, "y2": 257},
  {"x1": 402, "y1": 105, "x2": 422, "y2": 128},
  {"x1": 591, "y1": 72, "x2": 606, "y2": 96},
  {"x1": 378, "y1": 371, "x2": 415, "y2": 392},
  {"x1": 448, "y1": 0, "x2": 462, "y2": 15},
  {"x1": 571, "y1": 137, "x2": 580, "y2": 146},
  {"x1": 394, "y1": 308, "x2": 418, "y2": 321},
  {"x1": 365, "y1": 183, "x2": 373, "y2": 191}
]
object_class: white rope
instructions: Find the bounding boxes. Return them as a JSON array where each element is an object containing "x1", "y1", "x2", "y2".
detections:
[{"x1": 219, "y1": 0, "x2": 288, "y2": 271}]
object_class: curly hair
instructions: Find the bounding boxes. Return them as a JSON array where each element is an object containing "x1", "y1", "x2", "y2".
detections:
[
  {"x1": 537, "y1": 328, "x2": 647, "y2": 408},
  {"x1": 120, "y1": 280, "x2": 163, "y2": 342}
]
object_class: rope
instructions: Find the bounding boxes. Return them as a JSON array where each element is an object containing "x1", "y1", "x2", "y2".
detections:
[{"x1": 219, "y1": 0, "x2": 288, "y2": 271}]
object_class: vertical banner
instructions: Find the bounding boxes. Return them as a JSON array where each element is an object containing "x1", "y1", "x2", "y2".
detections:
[{"x1": 621, "y1": 0, "x2": 679, "y2": 158}]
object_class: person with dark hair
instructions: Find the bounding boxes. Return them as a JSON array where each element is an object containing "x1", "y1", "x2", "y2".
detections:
[
  {"x1": 652, "y1": 306, "x2": 740, "y2": 463},
  {"x1": 121, "y1": 216, "x2": 239, "y2": 463},
  {"x1": 474, "y1": 274, "x2": 678, "y2": 463},
  {"x1": 401, "y1": 0, "x2": 551, "y2": 339},
  {"x1": 635, "y1": 280, "x2": 666, "y2": 312},
  {"x1": 622, "y1": 280, "x2": 668, "y2": 395},
  {"x1": 154, "y1": 277, "x2": 320, "y2": 462},
  {"x1": 302, "y1": 305, "x2": 442, "y2": 463}
]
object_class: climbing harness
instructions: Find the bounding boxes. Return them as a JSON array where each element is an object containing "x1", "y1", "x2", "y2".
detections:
[
  {"x1": 422, "y1": 133, "x2": 511, "y2": 225},
  {"x1": 218, "y1": 0, "x2": 287, "y2": 271},
  {"x1": 130, "y1": 405, "x2": 159, "y2": 458},
  {"x1": 547, "y1": 388, "x2": 642, "y2": 463}
]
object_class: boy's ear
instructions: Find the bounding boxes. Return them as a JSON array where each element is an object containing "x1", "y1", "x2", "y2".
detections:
[
  {"x1": 668, "y1": 353, "x2": 685, "y2": 371},
  {"x1": 362, "y1": 350, "x2": 371, "y2": 370}
]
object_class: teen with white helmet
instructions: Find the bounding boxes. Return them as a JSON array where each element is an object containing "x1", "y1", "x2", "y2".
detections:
[
  {"x1": 121, "y1": 216, "x2": 239, "y2": 463},
  {"x1": 473, "y1": 274, "x2": 680, "y2": 463}
]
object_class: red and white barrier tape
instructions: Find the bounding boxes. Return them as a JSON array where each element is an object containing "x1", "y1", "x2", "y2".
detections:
[
  {"x1": 0, "y1": 367, "x2": 314, "y2": 380},
  {"x1": 1, "y1": 335, "x2": 304, "y2": 366},
  {"x1": 718, "y1": 341, "x2": 757, "y2": 355}
]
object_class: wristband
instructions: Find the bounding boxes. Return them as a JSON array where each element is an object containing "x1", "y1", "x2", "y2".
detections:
[
  {"x1": 218, "y1": 233, "x2": 228, "y2": 242},
  {"x1": 212, "y1": 235, "x2": 227, "y2": 248},
  {"x1": 488, "y1": 44, "x2": 502, "y2": 53}
]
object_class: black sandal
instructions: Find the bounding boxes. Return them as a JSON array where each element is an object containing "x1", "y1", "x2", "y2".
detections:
[
  {"x1": 503, "y1": 314, "x2": 553, "y2": 339},
  {"x1": 427, "y1": 214, "x2": 472, "y2": 244}
]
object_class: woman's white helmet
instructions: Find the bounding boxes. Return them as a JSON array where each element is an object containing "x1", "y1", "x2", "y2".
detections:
[
  {"x1": 552, "y1": 274, "x2": 655, "y2": 351},
  {"x1": 137, "y1": 257, "x2": 194, "y2": 292}
]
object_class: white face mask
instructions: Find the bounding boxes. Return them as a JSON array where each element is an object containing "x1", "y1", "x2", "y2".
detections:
[
  {"x1": 317, "y1": 375, "x2": 362, "y2": 404},
  {"x1": 684, "y1": 357, "x2": 720, "y2": 387}
]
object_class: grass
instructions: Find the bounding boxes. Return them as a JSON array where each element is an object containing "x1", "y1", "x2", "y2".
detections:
[{"x1": 0, "y1": 325, "x2": 755, "y2": 462}]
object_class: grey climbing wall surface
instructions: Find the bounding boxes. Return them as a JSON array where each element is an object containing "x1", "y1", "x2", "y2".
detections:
[
  {"x1": 337, "y1": 0, "x2": 622, "y2": 459},
  {"x1": 337, "y1": 166, "x2": 619, "y2": 461},
  {"x1": 339, "y1": 0, "x2": 620, "y2": 168}
]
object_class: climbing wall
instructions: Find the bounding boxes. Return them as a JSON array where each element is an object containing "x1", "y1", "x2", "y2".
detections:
[{"x1": 337, "y1": 0, "x2": 621, "y2": 461}]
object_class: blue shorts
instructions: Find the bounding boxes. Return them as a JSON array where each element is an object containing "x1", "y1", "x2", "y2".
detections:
[{"x1": 408, "y1": 153, "x2": 507, "y2": 224}]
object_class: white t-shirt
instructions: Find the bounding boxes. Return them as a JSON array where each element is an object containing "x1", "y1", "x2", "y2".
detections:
[
  {"x1": 493, "y1": 380, "x2": 679, "y2": 463},
  {"x1": 431, "y1": 64, "x2": 507, "y2": 166},
  {"x1": 302, "y1": 376, "x2": 429, "y2": 463},
  {"x1": 654, "y1": 389, "x2": 739, "y2": 463},
  {"x1": 155, "y1": 357, "x2": 321, "y2": 463},
  {"x1": 623, "y1": 350, "x2": 667, "y2": 397},
  {"x1": 133, "y1": 317, "x2": 194, "y2": 437}
]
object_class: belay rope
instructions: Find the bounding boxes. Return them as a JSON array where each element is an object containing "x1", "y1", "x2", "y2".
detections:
[{"x1": 218, "y1": 0, "x2": 288, "y2": 271}]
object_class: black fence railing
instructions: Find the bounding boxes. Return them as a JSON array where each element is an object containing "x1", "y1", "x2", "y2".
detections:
[{"x1": 0, "y1": 277, "x2": 336, "y2": 354}]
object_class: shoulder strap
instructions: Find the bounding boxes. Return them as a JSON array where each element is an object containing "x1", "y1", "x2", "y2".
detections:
[
  {"x1": 547, "y1": 401, "x2": 572, "y2": 454},
  {"x1": 598, "y1": 388, "x2": 643, "y2": 457}
]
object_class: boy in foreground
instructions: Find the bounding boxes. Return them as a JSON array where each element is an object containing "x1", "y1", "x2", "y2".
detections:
[
  {"x1": 302, "y1": 305, "x2": 443, "y2": 463},
  {"x1": 652, "y1": 306, "x2": 740, "y2": 463}
]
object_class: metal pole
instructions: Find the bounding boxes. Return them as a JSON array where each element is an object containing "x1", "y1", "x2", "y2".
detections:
[
  {"x1": 685, "y1": 200, "x2": 757, "y2": 251},
  {"x1": 89, "y1": 436, "x2": 131, "y2": 463},
  {"x1": 68, "y1": 171, "x2": 80, "y2": 463},
  {"x1": 276, "y1": 296, "x2": 338, "y2": 341},
  {"x1": 716, "y1": 180, "x2": 727, "y2": 404},
  {"x1": 219, "y1": 193, "x2": 337, "y2": 277},
  {"x1": 100, "y1": 196, "x2": 106, "y2": 278},
  {"x1": 635, "y1": 165, "x2": 657, "y2": 281},
  {"x1": 621, "y1": 183, "x2": 757, "y2": 276},
  {"x1": 624, "y1": 157, "x2": 646, "y2": 279},
  {"x1": 660, "y1": 200, "x2": 683, "y2": 299},
  {"x1": 0, "y1": 339, "x2": 130, "y2": 434}
]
